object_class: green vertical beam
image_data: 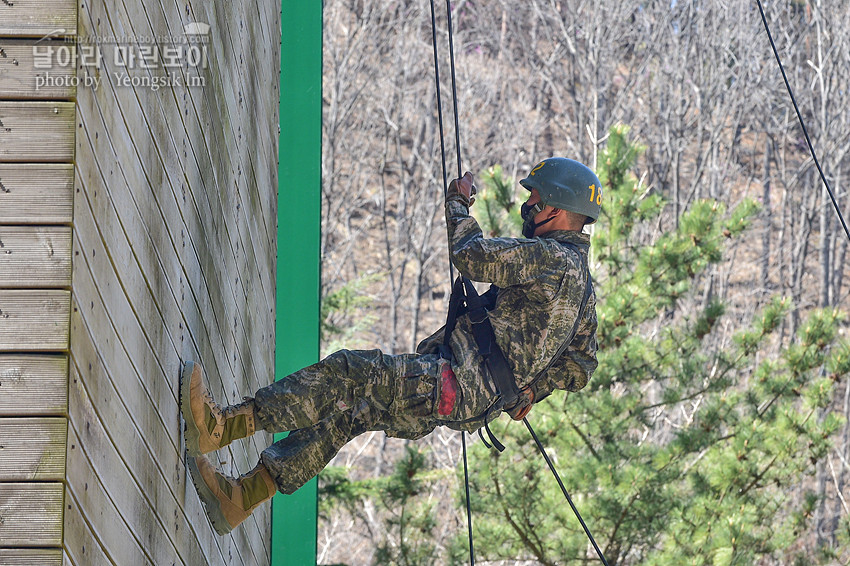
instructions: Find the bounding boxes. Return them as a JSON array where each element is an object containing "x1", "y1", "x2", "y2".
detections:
[{"x1": 274, "y1": 2, "x2": 321, "y2": 565}]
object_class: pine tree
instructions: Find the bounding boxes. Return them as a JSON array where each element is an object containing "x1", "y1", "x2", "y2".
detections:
[
  {"x1": 474, "y1": 164, "x2": 523, "y2": 238},
  {"x1": 320, "y1": 273, "x2": 383, "y2": 355},
  {"x1": 458, "y1": 126, "x2": 850, "y2": 565}
]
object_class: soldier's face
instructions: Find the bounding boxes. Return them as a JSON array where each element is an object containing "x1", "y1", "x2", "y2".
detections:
[
  {"x1": 523, "y1": 189, "x2": 549, "y2": 220},
  {"x1": 521, "y1": 189, "x2": 556, "y2": 237}
]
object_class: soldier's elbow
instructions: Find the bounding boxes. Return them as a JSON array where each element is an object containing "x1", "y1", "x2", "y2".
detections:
[{"x1": 451, "y1": 249, "x2": 476, "y2": 278}]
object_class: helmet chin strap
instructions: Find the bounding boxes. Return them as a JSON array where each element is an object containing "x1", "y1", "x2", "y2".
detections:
[{"x1": 522, "y1": 213, "x2": 557, "y2": 238}]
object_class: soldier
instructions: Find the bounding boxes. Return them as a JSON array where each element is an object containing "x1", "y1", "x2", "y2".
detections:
[{"x1": 181, "y1": 158, "x2": 601, "y2": 535}]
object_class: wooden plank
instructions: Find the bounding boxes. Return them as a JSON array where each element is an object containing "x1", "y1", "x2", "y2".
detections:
[
  {"x1": 0, "y1": 290, "x2": 70, "y2": 351},
  {"x1": 182, "y1": 6, "x2": 277, "y2": 318},
  {"x1": 70, "y1": 158, "x2": 271, "y2": 563},
  {"x1": 0, "y1": 40, "x2": 75, "y2": 100},
  {"x1": 0, "y1": 417, "x2": 66, "y2": 480},
  {"x1": 0, "y1": 102, "x2": 75, "y2": 163},
  {"x1": 73, "y1": 101, "x2": 270, "y2": 470},
  {"x1": 76, "y1": 0, "x2": 271, "y2": 549},
  {"x1": 69, "y1": 183, "x2": 236, "y2": 564},
  {"x1": 158, "y1": 1, "x2": 277, "y2": 390},
  {"x1": 0, "y1": 354, "x2": 67, "y2": 416},
  {"x1": 0, "y1": 0, "x2": 77, "y2": 38},
  {"x1": 70, "y1": 13, "x2": 224, "y2": 365},
  {"x1": 0, "y1": 164, "x2": 74, "y2": 224},
  {"x1": 82, "y1": 0, "x2": 275, "y2": 400},
  {"x1": 76, "y1": 0, "x2": 273, "y2": 490},
  {"x1": 0, "y1": 483, "x2": 63, "y2": 547},
  {"x1": 0, "y1": 549, "x2": 63, "y2": 566},
  {"x1": 0, "y1": 226, "x2": 72, "y2": 288},
  {"x1": 71, "y1": 175, "x2": 182, "y2": 448},
  {"x1": 72, "y1": 94, "x2": 267, "y2": 468},
  {"x1": 70, "y1": 3, "x2": 274, "y2": 562},
  {"x1": 112, "y1": 0, "x2": 276, "y2": 335},
  {"x1": 62, "y1": 492, "x2": 114, "y2": 566}
]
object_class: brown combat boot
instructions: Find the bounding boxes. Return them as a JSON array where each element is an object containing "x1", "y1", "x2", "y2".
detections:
[
  {"x1": 180, "y1": 361, "x2": 257, "y2": 456},
  {"x1": 188, "y1": 455, "x2": 276, "y2": 535}
]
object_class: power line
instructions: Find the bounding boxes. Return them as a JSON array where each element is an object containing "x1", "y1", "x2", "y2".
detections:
[{"x1": 755, "y1": 0, "x2": 850, "y2": 243}]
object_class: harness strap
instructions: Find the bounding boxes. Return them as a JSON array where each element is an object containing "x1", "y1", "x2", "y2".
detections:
[
  {"x1": 438, "y1": 277, "x2": 467, "y2": 361},
  {"x1": 478, "y1": 404, "x2": 506, "y2": 452},
  {"x1": 438, "y1": 276, "x2": 510, "y2": 451},
  {"x1": 461, "y1": 277, "x2": 522, "y2": 410}
]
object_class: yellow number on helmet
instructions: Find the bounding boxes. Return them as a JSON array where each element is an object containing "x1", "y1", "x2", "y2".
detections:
[{"x1": 530, "y1": 161, "x2": 546, "y2": 176}]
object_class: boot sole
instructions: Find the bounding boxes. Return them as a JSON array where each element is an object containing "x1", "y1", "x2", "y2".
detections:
[
  {"x1": 187, "y1": 456, "x2": 234, "y2": 536},
  {"x1": 180, "y1": 361, "x2": 204, "y2": 457}
]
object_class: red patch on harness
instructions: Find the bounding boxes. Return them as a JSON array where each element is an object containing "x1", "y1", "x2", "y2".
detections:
[{"x1": 438, "y1": 362, "x2": 458, "y2": 416}]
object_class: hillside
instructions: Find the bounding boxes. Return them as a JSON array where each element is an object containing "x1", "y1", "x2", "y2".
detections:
[{"x1": 316, "y1": 2, "x2": 850, "y2": 564}]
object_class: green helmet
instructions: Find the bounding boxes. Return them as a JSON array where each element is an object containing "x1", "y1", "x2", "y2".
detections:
[{"x1": 519, "y1": 157, "x2": 602, "y2": 224}]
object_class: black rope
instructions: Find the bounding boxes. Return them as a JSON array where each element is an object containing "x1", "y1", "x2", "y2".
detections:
[
  {"x1": 461, "y1": 428, "x2": 475, "y2": 564},
  {"x1": 441, "y1": 3, "x2": 474, "y2": 560},
  {"x1": 429, "y1": 5, "x2": 606, "y2": 564},
  {"x1": 755, "y1": 0, "x2": 850, "y2": 244},
  {"x1": 427, "y1": 1, "x2": 474, "y2": 564},
  {"x1": 428, "y1": 0, "x2": 451, "y2": 223},
  {"x1": 444, "y1": 0, "x2": 463, "y2": 179},
  {"x1": 523, "y1": 417, "x2": 611, "y2": 566}
]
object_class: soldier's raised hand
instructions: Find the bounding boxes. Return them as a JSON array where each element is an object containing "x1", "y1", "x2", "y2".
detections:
[{"x1": 447, "y1": 171, "x2": 476, "y2": 207}]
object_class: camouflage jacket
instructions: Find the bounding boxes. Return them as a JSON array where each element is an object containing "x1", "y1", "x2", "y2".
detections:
[{"x1": 417, "y1": 192, "x2": 598, "y2": 427}]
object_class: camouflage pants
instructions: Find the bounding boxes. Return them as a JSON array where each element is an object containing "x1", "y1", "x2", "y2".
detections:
[{"x1": 254, "y1": 349, "x2": 459, "y2": 495}]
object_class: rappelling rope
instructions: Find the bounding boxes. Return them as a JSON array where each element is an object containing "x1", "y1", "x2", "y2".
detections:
[
  {"x1": 755, "y1": 0, "x2": 850, "y2": 243},
  {"x1": 428, "y1": 0, "x2": 452, "y2": 215},
  {"x1": 524, "y1": 418, "x2": 611, "y2": 566},
  {"x1": 427, "y1": 0, "x2": 475, "y2": 563},
  {"x1": 444, "y1": 0, "x2": 463, "y2": 180},
  {"x1": 427, "y1": 3, "x2": 610, "y2": 565}
]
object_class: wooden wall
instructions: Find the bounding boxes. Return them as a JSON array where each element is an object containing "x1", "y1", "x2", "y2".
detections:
[
  {"x1": 1, "y1": 1, "x2": 280, "y2": 565},
  {"x1": 68, "y1": 0, "x2": 280, "y2": 563}
]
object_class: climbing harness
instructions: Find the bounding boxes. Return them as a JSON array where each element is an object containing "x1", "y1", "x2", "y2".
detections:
[
  {"x1": 756, "y1": 0, "x2": 850, "y2": 244},
  {"x1": 438, "y1": 254, "x2": 594, "y2": 442},
  {"x1": 426, "y1": 2, "x2": 609, "y2": 565}
]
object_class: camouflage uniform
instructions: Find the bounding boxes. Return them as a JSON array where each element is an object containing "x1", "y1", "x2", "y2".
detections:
[{"x1": 254, "y1": 191, "x2": 598, "y2": 494}]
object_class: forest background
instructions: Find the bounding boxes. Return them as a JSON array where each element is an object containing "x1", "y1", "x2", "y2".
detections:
[{"x1": 313, "y1": 1, "x2": 850, "y2": 564}]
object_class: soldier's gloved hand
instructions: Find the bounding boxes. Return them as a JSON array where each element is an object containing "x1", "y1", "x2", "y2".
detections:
[
  {"x1": 447, "y1": 172, "x2": 476, "y2": 207},
  {"x1": 506, "y1": 387, "x2": 534, "y2": 421}
]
